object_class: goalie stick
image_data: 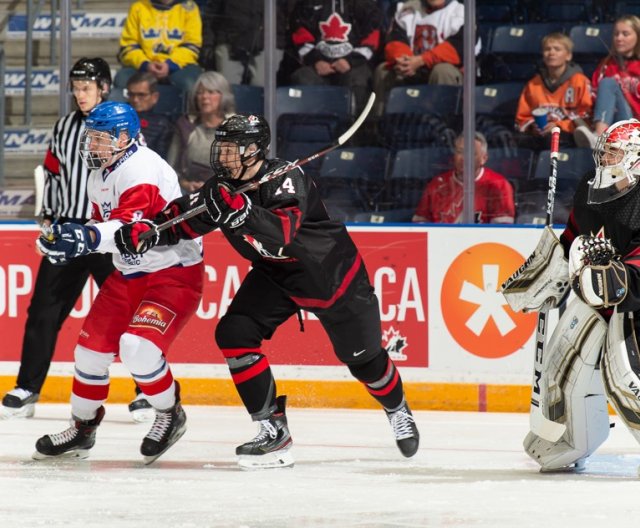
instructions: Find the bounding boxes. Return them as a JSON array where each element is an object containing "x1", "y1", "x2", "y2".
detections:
[
  {"x1": 140, "y1": 92, "x2": 377, "y2": 240},
  {"x1": 529, "y1": 126, "x2": 567, "y2": 443}
]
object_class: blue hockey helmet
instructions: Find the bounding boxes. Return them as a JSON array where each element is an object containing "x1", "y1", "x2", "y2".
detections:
[
  {"x1": 85, "y1": 101, "x2": 140, "y2": 140},
  {"x1": 80, "y1": 102, "x2": 140, "y2": 169}
]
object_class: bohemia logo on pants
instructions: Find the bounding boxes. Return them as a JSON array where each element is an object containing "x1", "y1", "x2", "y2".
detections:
[
  {"x1": 131, "y1": 301, "x2": 177, "y2": 335},
  {"x1": 441, "y1": 242, "x2": 536, "y2": 359}
]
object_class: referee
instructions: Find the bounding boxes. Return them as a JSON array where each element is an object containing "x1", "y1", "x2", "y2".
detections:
[{"x1": 1, "y1": 58, "x2": 151, "y2": 422}]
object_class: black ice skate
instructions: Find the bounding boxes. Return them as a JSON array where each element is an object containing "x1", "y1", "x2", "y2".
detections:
[
  {"x1": 140, "y1": 384, "x2": 187, "y2": 465},
  {"x1": 236, "y1": 395, "x2": 294, "y2": 470},
  {"x1": 1, "y1": 388, "x2": 39, "y2": 419},
  {"x1": 128, "y1": 392, "x2": 154, "y2": 423},
  {"x1": 386, "y1": 400, "x2": 420, "y2": 458},
  {"x1": 33, "y1": 406, "x2": 105, "y2": 460}
]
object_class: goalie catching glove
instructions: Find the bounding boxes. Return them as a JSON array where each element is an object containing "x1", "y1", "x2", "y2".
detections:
[
  {"x1": 501, "y1": 226, "x2": 570, "y2": 312},
  {"x1": 568, "y1": 235, "x2": 627, "y2": 308}
]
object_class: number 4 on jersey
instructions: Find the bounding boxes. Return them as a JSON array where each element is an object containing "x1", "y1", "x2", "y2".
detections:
[{"x1": 275, "y1": 177, "x2": 295, "y2": 195}]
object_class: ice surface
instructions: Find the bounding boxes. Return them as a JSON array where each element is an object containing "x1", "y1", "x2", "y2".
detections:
[{"x1": 1, "y1": 405, "x2": 640, "y2": 527}]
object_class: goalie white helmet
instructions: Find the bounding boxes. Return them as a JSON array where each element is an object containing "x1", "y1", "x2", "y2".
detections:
[{"x1": 589, "y1": 118, "x2": 640, "y2": 204}]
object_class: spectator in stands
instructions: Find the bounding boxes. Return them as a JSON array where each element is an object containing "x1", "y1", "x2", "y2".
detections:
[
  {"x1": 592, "y1": 15, "x2": 640, "y2": 135},
  {"x1": 200, "y1": 0, "x2": 298, "y2": 85},
  {"x1": 114, "y1": 0, "x2": 203, "y2": 96},
  {"x1": 126, "y1": 72, "x2": 175, "y2": 159},
  {"x1": 288, "y1": 0, "x2": 382, "y2": 113},
  {"x1": 167, "y1": 71, "x2": 236, "y2": 194},
  {"x1": 516, "y1": 32, "x2": 595, "y2": 149},
  {"x1": 373, "y1": 0, "x2": 479, "y2": 115},
  {"x1": 412, "y1": 132, "x2": 515, "y2": 224}
]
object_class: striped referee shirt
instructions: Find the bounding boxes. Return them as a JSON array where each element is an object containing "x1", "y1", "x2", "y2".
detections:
[{"x1": 42, "y1": 110, "x2": 91, "y2": 222}]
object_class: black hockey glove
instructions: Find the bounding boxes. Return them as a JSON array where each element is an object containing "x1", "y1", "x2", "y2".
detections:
[
  {"x1": 36, "y1": 222, "x2": 96, "y2": 261},
  {"x1": 204, "y1": 177, "x2": 252, "y2": 229},
  {"x1": 115, "y1": 219, "x2": 161, "y2": 256}
]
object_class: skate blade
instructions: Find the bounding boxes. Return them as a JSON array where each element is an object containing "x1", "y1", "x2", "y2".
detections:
[
  {"x1": 237, "y1": 449, "x2": 295, "y2": 470},
  {"x1": 31, "y1": 448, "x2": 90, "y2": 461},
  {"x1": 142, "y1": 426, "x2": 186, "y2": 466},
  {"x1": 540, "y1": 460, "x2": 586, "y2": 473},
  {"x1": 130, "y1": 408, "x2": 156, "y2": 423},
  {"x1": 0, "y1": 404, "x2": 35, "y2": 420}
]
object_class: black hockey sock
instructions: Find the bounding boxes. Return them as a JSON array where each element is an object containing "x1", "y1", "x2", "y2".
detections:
[
  {"x1": 349, "y1": 354, "x2": 404, "y2": 410},
  {"x1": 223, "y1": 349, "x2": 277, "y2": 419}
]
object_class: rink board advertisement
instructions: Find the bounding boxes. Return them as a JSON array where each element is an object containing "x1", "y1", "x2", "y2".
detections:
[
  {"x1": 0, "y1": 226, "x2": 430, "y2": 365},
  {"x1": 0, "y1": 224, "x2": 546, "y2": 409}
]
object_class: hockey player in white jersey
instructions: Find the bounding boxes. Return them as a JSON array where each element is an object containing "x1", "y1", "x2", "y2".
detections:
[
  {"x1": 503, "y1": 119, "x2": 640, "y2": 473},
  {"x1": 34, "y1": 101, "x2": 204, "y2": 464}
]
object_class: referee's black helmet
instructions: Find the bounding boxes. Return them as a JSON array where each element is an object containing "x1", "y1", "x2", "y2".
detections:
[{"x1": 69, "y1": 57, "x2": 112, "y2": 95}]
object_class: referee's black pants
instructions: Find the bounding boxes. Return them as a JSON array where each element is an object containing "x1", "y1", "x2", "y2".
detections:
[{"x1": 15, "y1": 253, "x2": 114, "y2": 394}]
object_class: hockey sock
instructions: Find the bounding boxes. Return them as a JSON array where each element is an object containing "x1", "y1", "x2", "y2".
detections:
[
  {"x1": 349, "y1": 354, "x2": 404, "y2": 410},
  {"x1": 222, "y1": 347, "x2": 277, "y2": 419}
]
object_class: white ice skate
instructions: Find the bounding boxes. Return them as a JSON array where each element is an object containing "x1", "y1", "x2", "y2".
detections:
[
  {"x1": 128, "y1": 393, "x2": 155, "y2": 423},
  {"x1": 1, "y1": 388, "x2": 38, "y2": 419}
]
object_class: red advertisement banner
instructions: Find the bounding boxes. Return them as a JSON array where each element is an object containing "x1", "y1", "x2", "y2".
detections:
[{"x1": 0, "y1": 229, "x2": 428, "y2": 367}]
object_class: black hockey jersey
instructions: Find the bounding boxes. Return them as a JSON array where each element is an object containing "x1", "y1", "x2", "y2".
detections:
[
  {"x1": 165, "y1": 158, "x2": 364, "y2": 310},
  {"x1": 560, "y1": 170, "x2": 640, "y2": 314}
]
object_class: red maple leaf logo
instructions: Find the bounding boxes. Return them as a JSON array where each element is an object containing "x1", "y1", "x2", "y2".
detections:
[{"x1": 319, "y1": 13, "x2": 351, "y2": 42}]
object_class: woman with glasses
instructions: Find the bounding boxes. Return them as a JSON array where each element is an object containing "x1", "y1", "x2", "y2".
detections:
[{"x1": 166, "y1": 71, "x2": 236, "y2": 194}]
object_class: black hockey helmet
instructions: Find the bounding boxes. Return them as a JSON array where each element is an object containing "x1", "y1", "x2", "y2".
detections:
[
  {"x1": 69, "y1": 57, "x2": 112, "y2": 95},
  {"x1": 210, "y1": 114, "x2": 271, "y2": 178}
]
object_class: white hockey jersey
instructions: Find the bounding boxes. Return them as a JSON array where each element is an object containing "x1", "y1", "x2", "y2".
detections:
[{"x1": 87, "y1": 143, "x2": 202, "y2": 276}]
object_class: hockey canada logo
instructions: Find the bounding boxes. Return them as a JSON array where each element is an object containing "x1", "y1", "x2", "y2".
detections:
[
  {"x1": 131, "y1": 301, "x2": 176, "y2": 334},
  {"x1": 382, "y1": 326, "x2": 408, "y2": 361}
]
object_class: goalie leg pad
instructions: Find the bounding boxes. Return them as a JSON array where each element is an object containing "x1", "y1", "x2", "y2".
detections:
[
  {"x1": 601, "y1": 311, "x2": 640, "y2": 445},
  {"x1": 501, "y1": 226, "x2": 570, "y2": 313},
  {"x1": 524, "y1": 299, "x2": 610, "y2": 470}
]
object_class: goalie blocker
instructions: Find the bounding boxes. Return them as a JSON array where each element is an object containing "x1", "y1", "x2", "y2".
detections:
[{"x1": 501, "y1": 226, "x2": 570, "y2": 313}]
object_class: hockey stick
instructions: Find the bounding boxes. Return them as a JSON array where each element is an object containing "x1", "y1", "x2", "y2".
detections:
[
  {"x1": 141, "y1": 92, "x2": 376, "y2": 240},
  {"x1": 529, "y1": 126, "x2": 567, "y2": 443},
  {"x1": 34, "y1": 165, "x2": 45, "y2": 217}
]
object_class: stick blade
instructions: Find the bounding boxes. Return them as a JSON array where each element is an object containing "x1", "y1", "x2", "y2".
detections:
[
  {"x1": 34, "y1": 165, "x2": 45, "y2": 217},
  {"x1": 337, "y1": 92, "x2": 375, "y2": 146}
]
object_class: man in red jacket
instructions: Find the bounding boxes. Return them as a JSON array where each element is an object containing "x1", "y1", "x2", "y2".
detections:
[{"x1": 412, "y1": 132, "x2": 515, "y2": 223}]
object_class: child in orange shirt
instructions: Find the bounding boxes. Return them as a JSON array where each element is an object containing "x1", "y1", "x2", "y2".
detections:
[{"x1": 516, "y1": 32, "x2": 595, "y2": 148}]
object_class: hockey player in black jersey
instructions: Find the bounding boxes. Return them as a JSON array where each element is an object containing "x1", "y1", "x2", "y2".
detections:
[
  {"x1": 115, "y1": 113, "x2": 420, "y2": 469},
  {"x1": 503, "y1": 118, "x2": 640, "y2": 472}
]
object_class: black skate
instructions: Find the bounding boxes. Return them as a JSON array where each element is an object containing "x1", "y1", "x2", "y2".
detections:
[
  {"x1": 128, "y1": 392, "x2": 154, "y2": 423},
  {"x1": 33, "y1": 406, "x2": 105, "y2": 460},
  {"x1": 236, "y1": 395, "x2": 294, "y2": 470},
  {"x1": 386, "y1": 400, "x2": 420, "y2": 458},
  {"x1": 2, "y1": 388, "x2": 39, "y2": 419},
  {"x1": 140, "y1": 383, "x2": 187, "y2": 465}
]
